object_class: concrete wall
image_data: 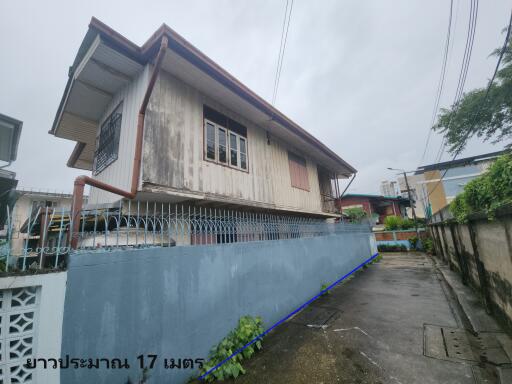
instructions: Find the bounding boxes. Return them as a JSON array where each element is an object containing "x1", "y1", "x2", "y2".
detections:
[
  {"x1": 142, "y1": 70, "x2": 326, "y2": 215},
  {"x1": 430, "y1": 213, "x2": 512, "y2": 330},
  {"x1": 61, "y1": 231, "x2": 373, "y2": 383}
]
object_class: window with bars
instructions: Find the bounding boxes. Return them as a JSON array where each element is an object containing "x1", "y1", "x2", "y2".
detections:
[
  {"x1": 288, "y1": 152, "x2": 310, "y2": 191},
  {"x1": 93, "y1": 103, "x2": 123, "y2": 175},
  {"x1": 203, "y1": 106, "x2": 248, "y2": 172}
]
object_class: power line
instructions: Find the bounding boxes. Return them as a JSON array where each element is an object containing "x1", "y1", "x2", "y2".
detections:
[
  {"x1": 432, "y1": 0, "x2": 479, "y2": 165},
  {"x1": 454, "y1": 0, "x2": 478, "y2": 102},
  {"x1": 419, "y1": 0, "x2": 454, "y2": 165},
  {"x1": 271, "y1": 0, "x2": 294, "y2": 106},
  {"x1": 427, "y1": 5, "x2": 512, "y2": 200}
]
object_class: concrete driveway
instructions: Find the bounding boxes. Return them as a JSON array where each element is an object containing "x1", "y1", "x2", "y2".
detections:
[{"x1": 223, "y1": 253, "x2": 511, "y2": 384}]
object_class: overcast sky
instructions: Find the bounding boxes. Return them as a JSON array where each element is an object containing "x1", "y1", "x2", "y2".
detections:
[{"x1": 0, "y1": 0, "x2": 509, "y2": 195}]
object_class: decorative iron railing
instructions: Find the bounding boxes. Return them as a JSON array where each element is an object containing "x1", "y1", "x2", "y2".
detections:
[{"x1": 0, "y1": 201, "x2": 370, "y2": 272}]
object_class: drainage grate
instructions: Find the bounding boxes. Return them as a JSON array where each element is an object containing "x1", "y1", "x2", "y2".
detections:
[
  {"x1": 424, "y1": 324, "x2": 511, "y2": 366},
  {"x1": 443, "y1": 328, "x2": 476, "y2": 361}
]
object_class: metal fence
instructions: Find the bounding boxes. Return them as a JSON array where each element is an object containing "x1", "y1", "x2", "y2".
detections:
[{"x1": 0, "y1": 201, "x2": 370, "y2": 272}]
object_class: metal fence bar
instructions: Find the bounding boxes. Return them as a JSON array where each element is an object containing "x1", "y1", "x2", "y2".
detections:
[{"x1": 2, "y1": 202, "x2": 371, "y2": 272}]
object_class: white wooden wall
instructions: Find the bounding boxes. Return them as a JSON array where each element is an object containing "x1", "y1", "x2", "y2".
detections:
[
  {"x1": 88, "y1": 66, "x2": 150, "y2": 204},
  {"x1": 142, "y1": 70, "x2": 324, "y2": 214}
]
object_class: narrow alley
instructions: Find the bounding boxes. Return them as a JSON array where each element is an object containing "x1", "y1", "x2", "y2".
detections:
[{"x1": 226, "y1": 253, "x2": 512, "y2": 384}]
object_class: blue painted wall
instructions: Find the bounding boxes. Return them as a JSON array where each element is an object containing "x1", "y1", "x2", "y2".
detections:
[{"x1": 61, "y1": 231, "x2": 373, "y2": 383}]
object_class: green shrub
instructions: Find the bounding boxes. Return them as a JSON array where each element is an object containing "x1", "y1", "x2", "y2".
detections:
[
  {"x1": 343, "y1": 207, "x2": 367, "y2": 222},
  {"x1": 423, "y1": 238, "x2": 434, "y2": 254},
  {"x1": 377, "y1": 243, "x2": 407, "y2": 252},
  {"x1": 450, "y1": 153, "x2": 512, "y2": 222},
  {"x1": 400, "y1": 218, "x2": 415, "y2": 230},
  {"x1": 384, "y1": 215, "x2": 416, "y2": 230},
  {"x1": 384, "y1": 215, "x2": 402, "y2": 230},
  {"x1": 199, "y1": 316, "x2": 264, "y2": 382}
]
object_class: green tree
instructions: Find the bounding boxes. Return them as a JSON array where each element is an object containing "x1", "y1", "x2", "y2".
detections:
[
  {"x1": 450, "y1": 153, "x2": 512, "y2": 222},
  {"x1": 433, "y1": 29, "x2": 512, "y2": 153}
]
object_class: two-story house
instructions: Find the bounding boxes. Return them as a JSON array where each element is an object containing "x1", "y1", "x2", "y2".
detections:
[{"x1": 50, "y1": 18, "x2": 355, "y2": 230}]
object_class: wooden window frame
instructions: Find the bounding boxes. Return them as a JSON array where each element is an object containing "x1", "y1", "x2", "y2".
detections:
[{"x1": 203, "y1": 118, "x2": 249, "y2": 173}]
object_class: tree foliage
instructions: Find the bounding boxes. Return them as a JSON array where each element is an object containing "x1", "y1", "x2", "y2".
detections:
[
  {"x1": 450, "y1": 153, "x2": 512, "y2": 222},
  {"x1": 434, "y1": 29, "x2": 512, "y2": 153}
]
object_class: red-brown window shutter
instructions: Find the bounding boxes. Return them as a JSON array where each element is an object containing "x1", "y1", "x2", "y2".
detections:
[{"x1": 288, "y1": 152, "x2": 310, "y2": 191}]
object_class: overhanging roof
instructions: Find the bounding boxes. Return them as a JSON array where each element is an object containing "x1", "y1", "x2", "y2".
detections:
[
  {"x1": 339, "y1": 193, "x2": 411, "y2": 206},
  {"x1": 51, "y1": 17, "x2": 356, "y2": 175},
  {"x1": 0, "y1": 113, "x2": 23, "y2": 163},
  {"x1": 415, "y1": 150, "x2": 508, "y2": 174}
]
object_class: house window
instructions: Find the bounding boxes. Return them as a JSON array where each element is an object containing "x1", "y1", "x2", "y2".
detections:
[
  {"x1": 288, "y1": 152, "x2": 309, "y2": 191},
  {"x1": 240, "y1": 137, "x2": 247, "y2": 170},
  {"x1": 229, "y1": 133, "x2": 238, "y2": 167},
  {"x1": 218, "y1": 128, "x2": 227, "y2": 163},
  {"x1": 93, "y1": 103, "x2": 123, "y2": 175},
  {"x1": 206, "y1": 122, "x2": 216, "y2": 160},
  {"x1": 203, "y1": 106, "x2": 248, "y2": 172}
]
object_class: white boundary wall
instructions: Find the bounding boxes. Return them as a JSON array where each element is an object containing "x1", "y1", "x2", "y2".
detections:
[{"x1": 0, "y1": 272, "x2": 67, "y2": 384}]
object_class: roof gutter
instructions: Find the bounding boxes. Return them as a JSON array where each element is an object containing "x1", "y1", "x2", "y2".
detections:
[{"x1": 69, "y1": 35, "x2": 168, "y2": 249}]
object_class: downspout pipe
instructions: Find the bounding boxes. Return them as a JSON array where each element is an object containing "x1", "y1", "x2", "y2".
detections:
[{"x1": 69, "y1": 35, "x2": 169, "y2": 249}]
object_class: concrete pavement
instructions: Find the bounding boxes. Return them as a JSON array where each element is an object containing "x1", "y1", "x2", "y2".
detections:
[{"x1": 223, "y1": 253, "x2": 511, "y2": 384}]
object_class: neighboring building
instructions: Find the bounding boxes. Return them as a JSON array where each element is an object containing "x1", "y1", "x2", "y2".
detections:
[
  {"x1": 415, "y1": 150, "x2": 507, "y2": 215},
  {"x1": 0, "y1": 113, "x2": 23, "y2": 228},
  {"x1": 7, "y1": 189, "x2": 87, "y2": 255},
  {"x1": 49, "y1": 18, "x2": 355, "y2": 219},
  {"x1": 380, "y1": 180, "x2": 398, "y2": 197},
  {"x1": 397, "y1": 174, "x2": 426, "y2": 219},
  {"x1": 337, "y1": 194, "x2": 410, "y2": 226}
]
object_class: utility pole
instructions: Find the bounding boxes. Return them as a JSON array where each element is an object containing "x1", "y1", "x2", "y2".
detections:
[
  {"x1": 401, "y1": 171, "x2": 419, "y2": 238},
  {"x1": 387, "y1": 168, "x2": 420, "y2": 248}
]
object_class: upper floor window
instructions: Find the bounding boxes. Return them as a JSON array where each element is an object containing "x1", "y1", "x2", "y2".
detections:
[
  {"x1": 93, "y1": 103, "x2": 123, "y2": 175},
  {"x1": 288, "y1": 152, "x2": 309, "y2": 191},
  {"x1": 31, "y1": 200, "x2": 56, "y2": 213},
  {"x1": 203, "y1": 106, "x2": 248, "y2": 171}
]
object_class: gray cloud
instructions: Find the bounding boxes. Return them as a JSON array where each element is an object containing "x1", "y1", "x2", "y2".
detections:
[{"x1": 0, "y1": 0, "x2": 507, "y2": 195}]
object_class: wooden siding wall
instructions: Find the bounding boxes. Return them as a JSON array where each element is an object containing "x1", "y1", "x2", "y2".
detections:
[
  {"x1": 88, "y1": 66, "x2": 150, "y2": 204},
  {"x1": 142, "y1": 70, "x2": 324, "y2": 214}
]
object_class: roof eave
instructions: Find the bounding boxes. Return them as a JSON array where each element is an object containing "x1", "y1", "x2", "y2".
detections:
[{"x1": 51, "y1": 17, "x2": 357, "y2": 174}]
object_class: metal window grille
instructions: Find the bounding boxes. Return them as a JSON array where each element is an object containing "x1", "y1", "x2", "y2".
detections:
[{"x1": 93, "y1": 104, "x2": 122, "y2": 175}]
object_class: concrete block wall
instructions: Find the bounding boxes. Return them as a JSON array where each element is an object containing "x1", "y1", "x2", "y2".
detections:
[
  {"x1": 60, "y1": 231, "x2": 374, "y2": 383},
  {"x1": 430, "y1": 215, "x2": 512, "y2": 331}
]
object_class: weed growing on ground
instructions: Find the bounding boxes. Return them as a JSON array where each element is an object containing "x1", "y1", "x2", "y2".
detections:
[{"x1": 199, "y1": 316, "x2": 264, "y2": 382}]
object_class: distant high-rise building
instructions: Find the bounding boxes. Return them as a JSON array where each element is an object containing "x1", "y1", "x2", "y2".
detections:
[{"x1": 380, "y1": 180, "x2": 398, "y2": 197}]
